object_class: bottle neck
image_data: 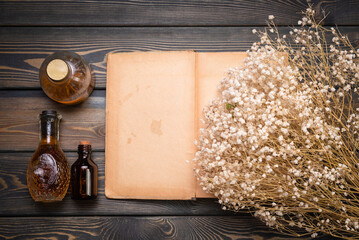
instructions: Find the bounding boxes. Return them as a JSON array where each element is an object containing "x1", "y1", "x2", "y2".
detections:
[
  {"x1": 78, "y1": 145, "x2": 92, "y2": 162},
  {"x1": 40, "y1": 116, "x2": 60, "y2": 145}
]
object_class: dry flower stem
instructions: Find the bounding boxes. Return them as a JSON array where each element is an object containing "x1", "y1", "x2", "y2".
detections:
[{"x1": 194, "y1": 7, "x2": 359, "y2": 239}]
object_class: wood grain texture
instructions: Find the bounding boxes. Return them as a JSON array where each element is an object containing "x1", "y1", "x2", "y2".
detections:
[
  {"x1": 0, "y1": 90, "x2": 105, "y2": 151},
  {"x1": 0, "y1": 152, "x2": 229, "y2": 216},
  {"x1": 0, "y1": 27, "x2": 359, "y2": 89},
  {"x1": 0, "y1": 216, "x2": 336, "y2": 240},
  {"x1": 0, "y1": 1, "x2": 357, "y2": 239},
  {"x1": 0, "y1": 26, "x2": 258, "y2": 89},
  {"x1": 0, "y1": 0, "x2": 358, "y2": 27}
]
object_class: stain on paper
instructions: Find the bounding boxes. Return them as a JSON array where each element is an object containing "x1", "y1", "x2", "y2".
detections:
[
  {"x1": 150, "y1": 120, "x2": 163, "y2": 136},
  {"x1": 122, "y1": 93, "x2": 133, "y2": 103}
]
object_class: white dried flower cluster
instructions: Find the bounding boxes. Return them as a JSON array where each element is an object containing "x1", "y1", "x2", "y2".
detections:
[{"x1": 194, "y1": 7, "x2": 359, "y2": 239}]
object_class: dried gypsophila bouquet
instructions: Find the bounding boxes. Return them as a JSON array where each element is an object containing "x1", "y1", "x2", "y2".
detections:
[{"x1": 194, "y1": 7, "x2": 359, "y2": 239}]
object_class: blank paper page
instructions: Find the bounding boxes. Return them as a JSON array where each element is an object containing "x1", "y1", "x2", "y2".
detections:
[{"x1": 106, "y1": 51, "x2": 197, "y2": 199}]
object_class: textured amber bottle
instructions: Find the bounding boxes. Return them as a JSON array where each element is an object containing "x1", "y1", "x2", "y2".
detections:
[
  {"x1": 71, "y1": 141, "x2": 98, "y2": 200},
  {"x1": 39, "y1": 51, "x2": 95, "y2": 105},
  {"x1": 27, "y1": 111, "x2": 70, "y2": 202}
]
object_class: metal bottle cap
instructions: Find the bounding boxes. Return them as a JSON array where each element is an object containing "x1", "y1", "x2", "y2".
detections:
[{"x1": 46, "y1": 59, "x2": 69, "y2": 81}]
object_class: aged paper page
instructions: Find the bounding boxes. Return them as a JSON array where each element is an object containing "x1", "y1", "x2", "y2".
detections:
[
  {"x1": 106, "y1": 51, "x2": 197, "y2": 199},
  {"x1": 195, "y1": 52, "x2": 247, "y2": 198}
]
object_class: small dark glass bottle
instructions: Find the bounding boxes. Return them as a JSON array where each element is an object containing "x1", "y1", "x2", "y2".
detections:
[{"x1": 71, "y1": 141, "x2": 98, "y2": 199}]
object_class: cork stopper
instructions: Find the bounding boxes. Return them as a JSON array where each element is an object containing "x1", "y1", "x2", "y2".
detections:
[
  {"x1": 79, "y1": 141, "x2": 91, "y2": 145},
  {"x1": 46, "y1": 59, "x2": 69, "y2": 81}
]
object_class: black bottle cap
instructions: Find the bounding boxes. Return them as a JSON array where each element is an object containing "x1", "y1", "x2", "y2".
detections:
[
  {"x1": 41, "y1": 110, "x2": 58, "y2": 117},
  {"x1": 78, "y1": 141, "x2": 92, "y2": 154},
  {"x1": 42, "y1": 110, "x2": 57, "y2": 115}
]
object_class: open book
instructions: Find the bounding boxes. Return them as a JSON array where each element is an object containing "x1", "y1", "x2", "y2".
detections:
[{"x1": 105, "y1": 51, "x2": 246, "y2": 199}]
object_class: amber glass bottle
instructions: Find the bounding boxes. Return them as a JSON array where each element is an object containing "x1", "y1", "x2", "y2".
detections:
[
  {"x1": 39, "y1": 51, "x2": 95, "y2": 105},
  {"x1": 27, "y1": 111, "x2": 70, "y2": 202},
  {"x1": 71, "y1": 141, "x2": 98, "y2": 200}
]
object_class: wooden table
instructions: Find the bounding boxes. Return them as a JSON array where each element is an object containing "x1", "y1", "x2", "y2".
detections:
[{"x1": 0, "y1": 1, "x2": 357, "y2": 239}]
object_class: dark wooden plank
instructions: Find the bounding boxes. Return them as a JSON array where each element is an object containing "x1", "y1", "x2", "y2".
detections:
[
  {"x1": 0, "y1": 0, "x2": 358, "y2": 27},
  {"x1": 0, "y1": 26, "x2": 257, "y2": 89},
  {"x1": 0, "y1": 216, "x2": 332, "y2": 240},
  {"x1": 0, "y1": 27, "x2": 359, "y2": 89},
  {"x1": 0, "y1": 90, "x2": 105, "y2": 151},
  {"x1": 0, "y1": 152, "x2": 228, "y2": 216}
]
